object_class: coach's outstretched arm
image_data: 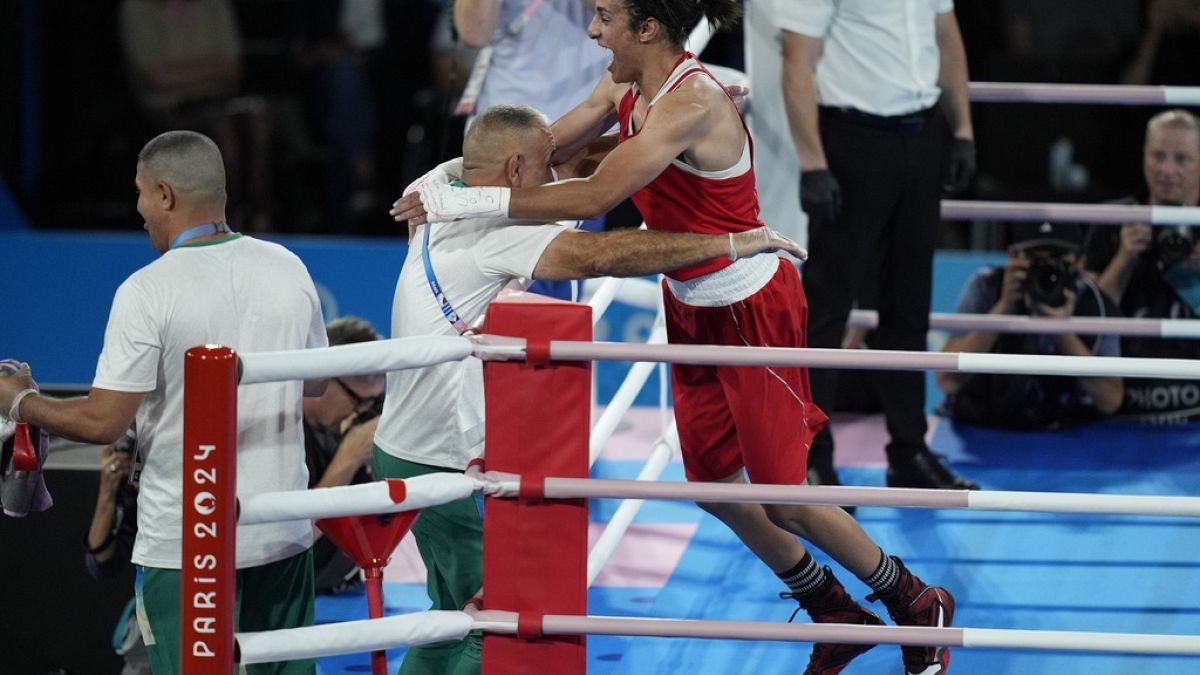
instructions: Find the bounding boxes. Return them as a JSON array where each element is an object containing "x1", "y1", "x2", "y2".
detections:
[{"x1": 532, "y1": 226, "x2": 806, "y2": 281}]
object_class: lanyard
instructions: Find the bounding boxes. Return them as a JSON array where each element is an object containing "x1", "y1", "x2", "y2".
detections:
[
  {"x1": 421, "y1": 222, "x2": 473, "y2": 335},
  {"x1": 170, "y1": 221, "x2": 231, "y2": 249}
]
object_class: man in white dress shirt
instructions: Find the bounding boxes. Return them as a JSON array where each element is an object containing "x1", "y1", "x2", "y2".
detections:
[{"x1": 779, "y1": 0, "x2": 980, "y2": 503}]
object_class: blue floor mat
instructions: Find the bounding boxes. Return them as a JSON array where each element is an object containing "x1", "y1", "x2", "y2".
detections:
[{"x1": 317, "y1": 419, "x2": 1200, "y2": 674}]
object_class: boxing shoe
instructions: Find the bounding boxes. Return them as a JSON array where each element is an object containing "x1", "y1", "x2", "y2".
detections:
[
  {"x1": 783, "y1": 568, "x2": 884, "y2": 675},
  {"x1": 867, "y1": 556, "x2": 955, "y2": 675}
]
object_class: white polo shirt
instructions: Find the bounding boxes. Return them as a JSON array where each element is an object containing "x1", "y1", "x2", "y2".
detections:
[{"x1": 775, "y1": 0, "x2": 954, "y2": 116}]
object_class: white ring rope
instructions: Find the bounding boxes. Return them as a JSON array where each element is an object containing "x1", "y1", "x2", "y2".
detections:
[
  {"x1": 235, "y1": 473, "x2": 1200, "y2": 529},
  {"x1": 848, "y1": 309, "x2": 1200, "y2": 339},
  {"x1": 238, "y1": 335, "x2": 472, "y2": 384},
  {"x1": 969, "y1": 81, "x2": 1200, "y2": 107},
  {"x1": 233, "y1": 337, "x2": 1200, "y2": 385},
  {"x1": 586, "y1": 276, "x2": 626, "y2": 326},
  {"x1": 941, "y1": 200, "x2": 1200, "y2": 226},
  {"x1": 547, "y1": 340, "x2": 1200, "y2": 380},
  {"x1": 237, "y1": 475, "x2": 476, "y2": 525},
  {"x1": 236, "y1": 611, "x2": 473, "y2": 665},
  {"x1": 527, "y1": 613, "x2": 1200, "y2": 657},
  {"x1": 587, "y1": 423, "x2": 679, "y2": 587},
  {"x1": 237, "y1": 607, "x2": 1200, "y2": 662},
  {"x1": 519, "y1": 477, "x2": 1200, "y2": 518}
]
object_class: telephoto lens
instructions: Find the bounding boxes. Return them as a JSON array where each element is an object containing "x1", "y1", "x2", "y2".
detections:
[{"x1": 1026, "y1": 258, "x2": 1074, "y2": 307}]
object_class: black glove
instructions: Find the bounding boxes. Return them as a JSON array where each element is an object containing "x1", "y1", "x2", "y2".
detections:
[
  {"x1": 799, "y1": 169, "x2": 841, "y2": 225},
  {"x1": 943, "y1": 137, "x2": 976, "y2": 195}
]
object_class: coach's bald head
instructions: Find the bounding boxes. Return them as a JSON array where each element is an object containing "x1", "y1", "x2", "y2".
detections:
[{"x1": 462, "y1": 104, "x2": 557, "y2": 189}]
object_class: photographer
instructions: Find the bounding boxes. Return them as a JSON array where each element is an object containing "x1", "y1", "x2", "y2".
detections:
[
  {"x1": 302, "y1": 316, "x2": 384, "y2": 594},
  {"x1": 1086, "y1": 109, "x2": 1200, "y2": 423},
  {"x1": 937, "y1": 222, "x2": 1123, "y2": 430},
  {"x1": 84, "y1": 430, "x2": 150, "y2": 674}
]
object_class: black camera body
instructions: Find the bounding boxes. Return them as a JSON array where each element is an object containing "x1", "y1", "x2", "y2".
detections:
[
  {"x1": 1026, "y1": 257, "x2": 1077, "y2": 307},
  {"x1": 349, "y1": 395, "x2": 384, "y2": 428},
  {"x1": 1156, "y1": 226, "x2": 1195, "y2": 270}
]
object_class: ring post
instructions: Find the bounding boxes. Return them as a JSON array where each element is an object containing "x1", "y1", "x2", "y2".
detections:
[
  {"x1": 182, "y1": 346, "x2": 238, "y2": 674},
  {"x1": 482, "y1": 295, "x2": 592, "y2": 675}
]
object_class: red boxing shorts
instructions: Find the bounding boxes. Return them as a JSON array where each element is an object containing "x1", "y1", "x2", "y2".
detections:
[{"x1": 662, "y1": 260, "x2": 828, "y2": 484}]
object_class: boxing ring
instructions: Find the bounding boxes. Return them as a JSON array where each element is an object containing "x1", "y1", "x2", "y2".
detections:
[
  {"x1": 178, "y1": 294, "x2": 1200, "y2": 674},
  {"x1": 167, "y1": 55, "x2": 1200, "y2": 671}
]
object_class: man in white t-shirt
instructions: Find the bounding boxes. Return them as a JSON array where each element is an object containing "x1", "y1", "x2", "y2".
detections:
[
  {"x1": 0, "y1": 131, "x2": 326, "y2": 675},
  {"x1": 373, "y1": 103, "x2": 803, "y2": 675}
]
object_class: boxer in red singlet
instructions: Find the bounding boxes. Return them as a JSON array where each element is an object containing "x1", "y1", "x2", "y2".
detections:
[{"x1": 392, "y1": 3, "x2": 956, "y2": 672}]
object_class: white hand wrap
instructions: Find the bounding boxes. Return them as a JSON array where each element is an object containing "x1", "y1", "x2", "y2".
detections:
[
  {"x1": 403, "y1": 157, "x2": 464, "y2": 196},
  {"x1": 8, "y1": 388, "x2": 38, "y2": 424},
  {"x1": 417, "y1": 183, "x2": 511, "y2": 222}
]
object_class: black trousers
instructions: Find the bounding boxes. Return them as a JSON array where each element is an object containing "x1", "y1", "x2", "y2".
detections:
[{"x1": 803, "y1": 105, "x2": 945, "y2": 468}]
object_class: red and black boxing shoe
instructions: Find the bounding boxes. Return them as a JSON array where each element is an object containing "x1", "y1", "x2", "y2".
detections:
[
  {"x1": 868, "y1": 556, "x2": 955, "y2": 675},
  {"x1": 783, "y1": 567, "x2": 885, "y2": 675}
]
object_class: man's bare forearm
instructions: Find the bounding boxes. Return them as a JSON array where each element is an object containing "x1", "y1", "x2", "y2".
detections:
[
  {"x1": 936, "y1": 12, "x2": 974, "y2": 139},
  {"x1": 780, "y1": 32, "x2": 828, "y2": 169}
]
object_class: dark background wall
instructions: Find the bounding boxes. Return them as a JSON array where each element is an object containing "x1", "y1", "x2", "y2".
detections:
[{"x1": 0, "y1": 469, "x2": 132, "y2": 675}]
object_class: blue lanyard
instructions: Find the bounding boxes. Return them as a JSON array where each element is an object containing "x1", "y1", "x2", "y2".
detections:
[
  {"x1": 170, "y1": 221, "x2": 231, "y2": 250},
  {"x1": 421, "y1": 222, "x2": 472, "y2": 335}
]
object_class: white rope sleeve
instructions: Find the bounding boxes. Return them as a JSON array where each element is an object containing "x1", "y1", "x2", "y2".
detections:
[
  {"x1": 963, "y1": 627, "x2": 1200, "y2": 656},
  {"x1": 238, "y1": 474, "x2": 478, "y2": 525},
  {"x1": 1164, "y1": 86, "x2": 1200, "y2": 107},
  {"x1": 239, "y1": 336, "x2": 473, "y2": 384},
  {"x1": 237, "y1": 611, "x2": 473, "y2": 664},
  {"x1": 1160, "y1": 320, "x2": 1200, "y2": 339},
  {"x1": 1151, "y1": 205, "x2": 1200, "y2": 226}
]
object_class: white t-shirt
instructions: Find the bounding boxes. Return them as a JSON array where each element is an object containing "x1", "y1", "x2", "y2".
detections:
[
  {"x1": 93, "y1": 235, "x2": 327, "y2": 569},
  {"x1": 775, "y1": 0, "x2": 955, "y2": 117},
  {"x1": 744, "y1": 0, "x2": 807, "y2": 247},
  {"x1": 374, "y1": 216, "x2": 571, "y2": 469}
]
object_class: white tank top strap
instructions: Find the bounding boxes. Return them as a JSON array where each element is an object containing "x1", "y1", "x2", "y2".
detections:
[{"x1": 647, "y1": 56, "x2": 705, "y2": 107}]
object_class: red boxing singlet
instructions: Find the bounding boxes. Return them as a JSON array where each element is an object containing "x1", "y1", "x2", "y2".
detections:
[{"x1": 617, "y1": 52, "x2": 764, "y2": 281}]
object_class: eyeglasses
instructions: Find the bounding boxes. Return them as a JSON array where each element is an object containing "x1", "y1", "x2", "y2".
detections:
[{"x1": 333, "y1": 377, "x2": 380, "y2": 410}]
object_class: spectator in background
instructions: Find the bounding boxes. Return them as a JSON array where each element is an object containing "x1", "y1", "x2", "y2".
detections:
[
  {"x1": 119, "y1": 0, "x2": 242, "y2": 127},
  {"x1": 999, "y1": 0, "x2": 1139, "y2": 82},
  {"x1": 778, "y1": 0, "x2": 979, "y2": 492},
  {"x1": 84, "y1": 431, "x2": 150, "y2": 675},
  {"x1": 1121, "y1": 0, "x2": 1200, "y2": 85},
  {"x1": 938, "y1": 223, "x2": 1124, "y2": 430},
  {"x1": 454, "y1": 0, "x2": 613, "y2": 300},
  {"x1": 453, "y1": 0, "x2": 610, "y2": 126},
  {"x1": 119, "y1": 0, "x2": 275, "y2": 232},
  {"x1": 302, "y1": 316, "x2": 385, "y2": 595},
  {"x1": 291, "y1": 0, "x2": 387, "y2": 232},
  {"x1": 1086, "y1": 109, "x2": 1200, "y2": 423}
]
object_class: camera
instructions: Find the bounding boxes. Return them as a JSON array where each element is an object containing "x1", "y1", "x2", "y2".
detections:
[
  {"x1": 112, "y1": 431, "x2": 136, "y2": 456},
  {"x1": 1026, "y1": 258, "x2": 1076, "y2": 307},
  {"x1": 349, "y1": 394, "x2": 384, "y2": 428},
  {"x1": 1156, "y1": 225, "x2": 1195, "y2": 270}
]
